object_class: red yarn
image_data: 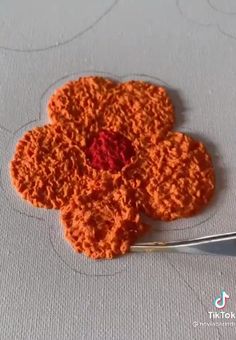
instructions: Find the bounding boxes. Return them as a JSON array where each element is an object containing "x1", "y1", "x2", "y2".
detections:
[{"x1": 86, "y1": 130, "x2": 135, "y2": 172}]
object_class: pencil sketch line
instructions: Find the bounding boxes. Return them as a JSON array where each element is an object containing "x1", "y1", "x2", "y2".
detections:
[
  {"x1": 176, "y1": 0, "x2": 236, "y2": 41},
  {"x1": 48, "y1": 223, "x2": 127, "y2": 277},
  {"x1": 167, "y1": 257, "x2": 222, "y2": 339},
  {"x1": 207, "y1": 0, "x2": 236, "y2": 15},
  {"x1": 0, "y1": 0, "x2": 119, "y2": 53}
]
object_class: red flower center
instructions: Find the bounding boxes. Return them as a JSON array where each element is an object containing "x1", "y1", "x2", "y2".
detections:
[{"x1": 86, "y1": 130, "x2": 135, "y2": 172}]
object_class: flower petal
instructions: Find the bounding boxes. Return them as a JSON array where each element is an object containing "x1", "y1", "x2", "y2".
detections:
[
  {"x1": 100, "y1": 80, "x2": 175, "y2": 147},
  {"x1": 48, "y1": 76, "x2": 115, "y2": 127},
  {"x1": 60, "y1": 175, "x2": 148, "y2": 259},
  {"x1": 123, "y1": 132, "x2": 215, "y2": 221},
  {"x1": 10, "y1": 122, "x2": 87, "y2": 209}
]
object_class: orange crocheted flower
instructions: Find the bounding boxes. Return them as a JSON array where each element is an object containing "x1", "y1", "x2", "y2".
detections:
[{"x1": 10, "y1": 76, "x2": 215, "y2": 259}]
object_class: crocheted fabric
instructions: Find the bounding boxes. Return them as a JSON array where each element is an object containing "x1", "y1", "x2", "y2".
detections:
[{"x1": 10, "y1": 76, "x2": 215, "y2": 259}]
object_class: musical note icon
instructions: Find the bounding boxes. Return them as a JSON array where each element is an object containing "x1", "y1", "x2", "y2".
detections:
[{"x1": 213, "y1": 290, "x2": 230, "y2": 309}]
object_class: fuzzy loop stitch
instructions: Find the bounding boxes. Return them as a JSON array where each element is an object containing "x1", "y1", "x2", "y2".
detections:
[{"x1": 10, "y1": 76, "x2": 215, "y2": 259}]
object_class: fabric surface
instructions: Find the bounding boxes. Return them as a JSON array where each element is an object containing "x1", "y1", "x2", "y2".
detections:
[{"x1": 0, "y1": 0, "x2": 236, "y2": 339}]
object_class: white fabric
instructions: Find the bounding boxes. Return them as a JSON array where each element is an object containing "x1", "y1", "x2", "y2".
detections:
[{"x1": 0, "y1": 0, "x2": 235, "y2": 338}]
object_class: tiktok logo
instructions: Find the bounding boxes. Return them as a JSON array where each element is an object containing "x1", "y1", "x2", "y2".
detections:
[{"x1": 213, "y1": 290, "x2": 230, "y2": 309}]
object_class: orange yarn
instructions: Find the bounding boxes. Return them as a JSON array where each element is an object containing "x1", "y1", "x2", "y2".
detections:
[
  {"x1": 10, "y1": 76, "x2": 215, "y2": 259},
  {"x1": 61, "y1": 175, "x2": 148, "y2": 259},
  {"x1": 123, "y1": 132, "x2": 215, "y2": 221},
  {"x1": 11, "y1": 122, "x2": 87, "y2": 209},
  {"x1": 100, "y1": 80, "x2": 175, "y2": 147}
]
